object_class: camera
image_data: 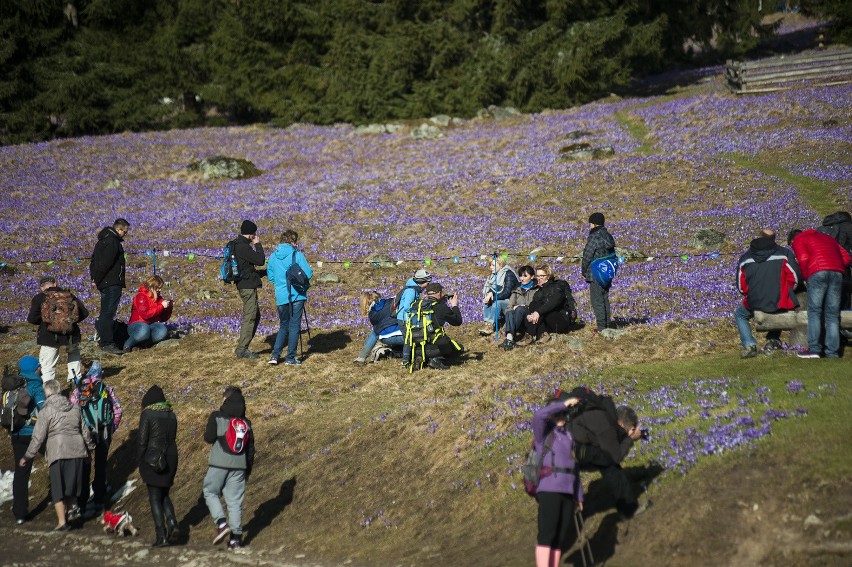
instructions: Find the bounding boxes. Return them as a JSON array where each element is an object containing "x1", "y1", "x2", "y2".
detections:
[{"x1": 639, "y1": 429, "x2": 649, "y2": 441}]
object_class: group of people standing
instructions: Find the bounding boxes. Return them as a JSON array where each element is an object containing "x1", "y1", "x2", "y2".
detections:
[{"x1": 735, "y1": 211, "x2": 852, "y2": 359}]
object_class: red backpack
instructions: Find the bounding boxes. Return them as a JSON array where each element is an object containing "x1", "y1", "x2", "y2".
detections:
[
  {"x1": 41, "y1": 289, "x2": 79, "y2": 334},
  {"x1": 224, "y1": 417, "x2": 250, "y2": 454}
]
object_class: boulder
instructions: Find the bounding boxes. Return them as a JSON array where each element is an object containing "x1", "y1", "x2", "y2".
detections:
[
  {"x1": 599, "y1": 328, "x2": 628, "y2": 339},
  {"x1": 564, "y1": 130, "x2": 593, "y2": 140},
  {"x1": 615, "y1": 247, "x2": 648, "y2": 261},
  {"x1": 316, "y1": 272, "x2": 340, "y2": 284},
  {"x1": 559, "y1": 143, "x2": 592, "y2": 153},
  {"x1": 411, "y1": 124, "x2": 444, "y2": 139},
  {"x1": 560, "y1": 145, "x2": 615, "y2": 161},
  {"x1": 186, "y1": 156, "x2": 262, "y2": 180},
  {"x1": 367, "y1": 254, "x2": 396, "y2": 268},
  {"x1": 429, "y1": 115, "x2": 452, "y2": 127},
  {"x1": 688, "y1": 228, "x2": 726, "y2": 250},
  {"x1": 353, "y1": 124, "x2": 390, "y2": 135}
]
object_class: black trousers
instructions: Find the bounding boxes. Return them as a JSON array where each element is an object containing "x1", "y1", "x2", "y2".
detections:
[
  {"x1": 576, "y1": 444, "x2": 636, "y2": 516},
  {"x1": 537, "y1": 491, "x2": 577, "y2": 549},
  {"x1": 79, "y1": 438, "x2": 110, "y2": 508},
  {"x1": 523, "y1": 310, "x2": 573, "y2": 338},
  {"x1": 10, "y1": 435, "x2": 33, "y2": 520}
]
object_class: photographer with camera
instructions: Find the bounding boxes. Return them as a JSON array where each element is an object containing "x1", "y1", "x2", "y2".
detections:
[{"x1": 568, "y1": 392, "x2": 648, "y2": 520}]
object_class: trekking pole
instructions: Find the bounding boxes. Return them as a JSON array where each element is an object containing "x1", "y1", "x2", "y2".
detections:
[
  {"x1": 492, "y1": 252, "x2": 499, "y2": 341},
  {"x1": 573, "y1": 507, "x2": 595, "y2": 567},
  {"x1": 298, "y1": 304, "x2": 312, "y2": 356}
]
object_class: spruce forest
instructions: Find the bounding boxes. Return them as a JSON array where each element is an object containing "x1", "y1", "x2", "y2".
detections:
[{"x1": 7, "y1": 0, "x2": 847, "y2": 146}]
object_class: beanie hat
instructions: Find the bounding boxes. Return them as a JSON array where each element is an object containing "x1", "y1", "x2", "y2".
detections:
[
  {"x1": 588, "y1": 212, "x2": 605, "y2": 226},
  {"x1": 141, "y1": 385, "x2": 166, "y2": 408},
  {"x1": 18, "y1": 355, "x2": 40, "y2": 377},
  {"x1": 240, "y1": 220, "x2": 258, "y2": 235},
  {"x1": 413, "y1": 269, "x2": 432, "y2": 284},
  {"x1": 424, "y1": 282, "x2": 443, "y2": 294}
]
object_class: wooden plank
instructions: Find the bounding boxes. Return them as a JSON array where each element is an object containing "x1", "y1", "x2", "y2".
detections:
[
  {"x1": 741, "y1": 64, "x2": 852, "y2": 83},
  {"x1": 730, "y1": 49, "x2": 852, "y2": 71},
  {"x1": 754, "y1": 310, "x2": 852, "y2": 330}
]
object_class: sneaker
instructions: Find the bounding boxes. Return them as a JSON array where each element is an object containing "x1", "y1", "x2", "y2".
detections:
[
  {"x1": 268, "y1": 356, "x2": 280, "y2": 365},
  {"x1": 353, "y1": 357, "x2": 367, "y2": 365},
  {"x1": 284, "y1": 358, "x2": 301, "y2": 366},
  {"x1": 100, "y1": 344, "x2": 124, "y2": 355},
  {"x1": 740, "y1": 345, "x2": 758, "y2": 359},
  {"x1": 236, "y1": 350, "x2": 259, "y2": 359},
  {"x1": 213, "y1": 523, "x2": 231, "y2": 545},
  {"x1": 227, "y1": 538, "x2": 242, "y2": 550},
  {"x1": 796, "y1": 350, "x2": 821, "y2": 359},
  {"x1": 498, "y1": 339, "x2": 515, "y2": 351},
  {"x1": 15, "y1": 518, "x2": 24, "y2": 525},
  {"x1": 53, "y1": 523, "x2": 70, "y2": 532}
]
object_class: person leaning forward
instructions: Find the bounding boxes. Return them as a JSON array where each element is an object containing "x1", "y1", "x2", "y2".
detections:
[
  {"x1": 27, "y1": 276, "x2": 89, "y2": 383},
  {"x1": 232, "y1": 220, "x2": 265, "y2": 359}
]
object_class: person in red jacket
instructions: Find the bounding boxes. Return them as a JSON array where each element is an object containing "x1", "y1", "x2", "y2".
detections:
[
  {"x1": 124, "y1": 275, "x2": 173, "y2": 352},
  {"x1": 788, "y1": 229, "x2": 852, "y2": 358}
]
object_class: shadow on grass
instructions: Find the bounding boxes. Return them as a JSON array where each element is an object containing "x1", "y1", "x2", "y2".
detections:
[
  {"x1": 242, "y1": 477, "x2": 297, "y2": 545},
  {"x1": 105, "y1": 428, "x2": 139, "y2": 511},
  {"x1": 262, "y1": 329, "x2": 352, "y2": 358},
  {"x1": 176, "y1": 492, "x2": 211, "y2": 545}
]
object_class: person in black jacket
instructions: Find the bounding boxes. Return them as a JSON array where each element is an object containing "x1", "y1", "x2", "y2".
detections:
[
  {"x1": 569, "y1": 401, "x2": 646, "y2": 520},
  {"x1": 818, "y1": 211, "x2": 852, "y2": 310},
  {"x1": 203, "y1": 386, "x2": 254, "y2": 549},
  {"x1": 232, "y1": 220, "x2": 266, "y2": 359},
  {"x1": 523, "y1": 264, "x2": 577, "y2": 343},
  {"x1": 582, "y1": 212, "x2": 616, "y2": 332},
  {"x1": 27, "y1": 276, "x2": 89, "y2": 383},
  {"x1": 412, "y1": 283, "x2": 463, "y2": 370},
  {"x1": 89, "y1": 218, "x2": 130, "y2": 354},
  {"x1": 138, "y1": 385, "x2": 179, "y2": 547}
]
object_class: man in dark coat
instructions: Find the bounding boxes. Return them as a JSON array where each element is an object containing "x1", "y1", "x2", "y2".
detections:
[
  {"x1": 569, "y1": 401, "x2": 645, "y2": 519},
  {"x1": 415, "y1": 283, "x2": 463, "y2": 370},
  {"x1": 232, "y1": 220, "x2": 266, "y2": 358},
  {"x1": 581, "y1": 212, "x2": 616, "y2": 331},
  {"x1": 89, "y1": 218, "x2": 130, "y2": 354},
  {"x1": 27, "y1": 276, "x2": 89, "y2": 382},
  {"x1": 817, "y1": 211, "x2": 852, "y2": 310}
]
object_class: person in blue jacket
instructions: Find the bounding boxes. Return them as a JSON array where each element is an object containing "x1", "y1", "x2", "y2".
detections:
[
  {"x1": 266, "y1": 229, "x2": 313, "y2": 365},
  {"x1": 532, "y1": 390, "x2": 583, "y2": 567},
  {"x1": 354, "y1": 292, "x2": 405, "y2": 365},
  {"x1": 8, "y1": 355, "x2": 47, "y2": 524},
  {"x1": 396, "y1": 269, "x2": 432, "y2": 365}
]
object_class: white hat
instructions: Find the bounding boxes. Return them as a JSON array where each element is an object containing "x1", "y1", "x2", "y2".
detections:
[{"x1": 413, "y1": 269, "x2": 432, "y2": 283}]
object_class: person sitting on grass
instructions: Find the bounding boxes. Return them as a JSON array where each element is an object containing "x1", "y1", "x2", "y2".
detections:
[
  {"x1": 409, "y1": 283, "x2": 463, "y2": 371},
  {"x1": 124, "y1": 275, "x2": 173, "y2": 353},
  {"x1": 523, "y1": 264, "x2": 577, "y2": 344},
  {"x1": 354, "y1": 291, "x2": 405, "y2": 365},
  {"x1": 499, "y1": 265, "x2": 539, "y2": 350},
  {"x1": 479, "y1": 255, "x2": 519, "y2": 336}
]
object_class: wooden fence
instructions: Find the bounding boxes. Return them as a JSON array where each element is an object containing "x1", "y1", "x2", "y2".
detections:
[{"x1": 726, "y1": 47, "x2": 852, "y2": 94}]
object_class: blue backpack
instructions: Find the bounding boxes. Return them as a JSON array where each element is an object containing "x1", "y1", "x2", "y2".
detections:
[
  {"x1": 221, "y1": 240, "x2": 240, "y2": 284},
  {"x1": 590, "y1": 253, "x2": 619, "y2": 288},
  {"x1": 286, "y1": 250, "x2": 310, "y2": 299}
]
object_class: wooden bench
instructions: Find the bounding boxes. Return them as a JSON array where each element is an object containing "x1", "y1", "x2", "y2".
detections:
[{"x1": 753, "y1": 292, "x2": 852, "y2": 346}]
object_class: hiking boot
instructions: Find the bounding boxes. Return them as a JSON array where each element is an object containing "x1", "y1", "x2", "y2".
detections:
[
  {"x1": 796, "y1": 350, "x2": 821, "y2": 359},
  {"x1": 267, "y1": 356, "x2": 280, "y2": 365},
  {"x1": 479, "y1": 326, "x2": 495, "y2": 336},
  {"x1": 740, "y1": 345, "x2": 758, "y2": 359},
  {"x1": 427, "y1": 357, "x2": 449, "y2": 370},
  {"x1": 284, "y1": 358, "x2": 301, "y2": 366},
  {"x1": 353, "y1": 357, "x2": 367, "y2": 365},
  {"x1": 535, "y1": 332, "x2": 551, "y2": 344},
  {"x1": 100, "y1": 344, "x2": 124, "y2": 355},
  {"x1": 498, "y1": 339, "x2": 515, "y2": 351},
  {"x1": 228, "y1": 537, "x2": 242, "y2": 550},
  {"x1": 236, "y1": 350, "x2": 259, "y2": 359},
  {"x1": 761, "y1": 339, "x2": 782, "y2": 354},
  {"x1": 213, "y1": 522, "x2": 231, "y2": 545}
]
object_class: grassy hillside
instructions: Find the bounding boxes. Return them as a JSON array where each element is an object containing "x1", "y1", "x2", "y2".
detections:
[{"x1": 0, "y1": 63, "x2": 850, "y2": 566}]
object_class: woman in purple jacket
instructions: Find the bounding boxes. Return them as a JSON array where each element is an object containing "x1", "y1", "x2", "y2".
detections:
[{"x1": 532, "y1": 391, "x2": 583, "y2": 567}]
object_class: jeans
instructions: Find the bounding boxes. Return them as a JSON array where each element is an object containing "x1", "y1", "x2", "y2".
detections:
[
  {"x1": 124, "y1": 322, "x2": 169, "y2": 349},
  {"x1": 97, "y1": 285, "x2": 123, "y2": 347},
  {"x1": 589, "y1": 279, "x2": 611, "y2": 331},
  {"x1": 273, "y1": 300, "x2": 304, "y2": 361},
  {"x1": 483, "y1": 299, "x2": 509, "y2": 325},
  {"x1": 39, "y1": 343, "x2": 82, "y2": 383},
  {"x1": 358, "y1": 331, "x2": 404, "y2": 360},
  {"x1": 806, "y1": 270, "x2": 843, "y2": 356},
  {"x1": 236, "y1": 288, "x2": 260, "y2": 353},
  {"x1": 734, "y1": 304, "x2": 782, "y2": 349},
  {"x1": 203, "y1": 468, "x2": 246, "y2": 536},
  {"x1": 504, "y1": 307, "x2": 529, "y2": 337}
]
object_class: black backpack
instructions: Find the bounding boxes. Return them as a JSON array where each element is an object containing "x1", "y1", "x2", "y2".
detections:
[
  {"x1": 221, "y1": 239, "x2": 240, "y2": 284},
  {"x1": 564, "y1": 386, "x2": 619, "y2": 428},
  {"x1": 1, "y1": 367, "x2": 32, "y2": 432},
  {"x1": 286, "y1": 250, "x2": 310, "y2": 299}
]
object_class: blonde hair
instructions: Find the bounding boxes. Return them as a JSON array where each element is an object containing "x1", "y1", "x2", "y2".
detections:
[
  {"x1": 144, "y1": 275, "x2": 164, "y2": 299},
  {"x1": 535, "y1": 264, "x2": 553, "y2": 280},
  {"x1": 359, "y1": 291, "x2": 381, "y2": 317}
]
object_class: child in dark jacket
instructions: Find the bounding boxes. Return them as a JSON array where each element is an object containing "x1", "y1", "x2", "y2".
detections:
[{"x1": 202, "y1": 386, "x2": 254, "y2": 550}]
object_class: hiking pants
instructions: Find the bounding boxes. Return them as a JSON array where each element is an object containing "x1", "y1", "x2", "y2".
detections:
[
  {"x1": 589, "y1": 279, "x2": 611, "y2": 331},
  {"x1": 97, "y1": 285, "x2": 123, "y2": 347},
  {"x1": 79, "y1": 437, "x2": 110, "y2": 509},
  {"x1": 236, "y1": 288, "x2": 260, "y2": 353},
  {"x1": 203, "y1": 468, "x2": 246, "y2": 536},
  {"x1": 10, "y1": 434, "x2": 33, "y2": 520},
  {"x1": 39, "y1": 342, "x2": 82, "y2": 383},
  {"x1": 272, "y1": 300, "x2": 304, "y2": 361}
]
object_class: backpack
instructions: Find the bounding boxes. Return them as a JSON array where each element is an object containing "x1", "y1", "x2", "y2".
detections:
[
  {"x1": 404, "y1": 299, "x2": 441, "y2": 371},
  {"x1": 392, "y1": 285, "x2": 421, "y2": 316},
  {"x1": 1, "y1": 367, "x2": 32, "y2": 432},
  {"x1": 563, "y1": 386, "x2": 619, "y2": 429},
  {"x1": 286, "y1": 250, "x2": 310, "y2": 298},
  {"x1": 40, "y1": 289, "x2": 79, "y2": 334},
  {"x1": 223, "y1": 417, "x2": 251, "y2": 454},
  {"x1": 521, "y1": 430, "x2": 575, "y2": 497},
  {"x1": 221, "y1": 239, "x2": 240, "y2": 284},
  {"x1": 78, "y1": 380, "x2": 115, "y2": 442},
  {"x1": 590, "y1": 253, "x2": 619, "y2": 289}
]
